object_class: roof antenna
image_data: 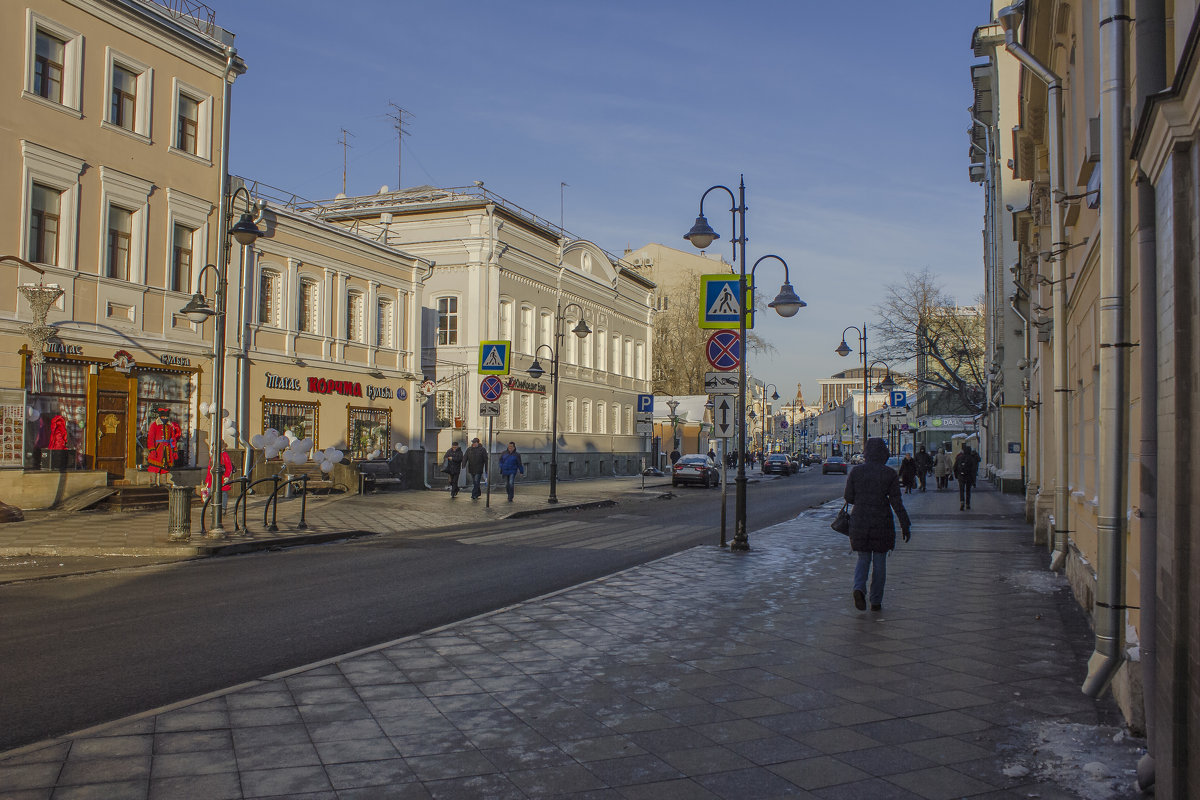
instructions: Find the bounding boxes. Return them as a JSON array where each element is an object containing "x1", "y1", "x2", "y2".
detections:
[
  {"x1": 386, "y1": 103, "x2": 412, "y2": 191},
  {"x1": 338, "y1": 128, "x2": 355, "y2": 195},
  {"x1": 560, "y1": 181, "x2": 568, "y2": 234}
]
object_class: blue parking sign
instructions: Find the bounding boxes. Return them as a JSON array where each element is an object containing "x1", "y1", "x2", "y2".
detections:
[
  {"x1": 890, "y1": 390, "x2": 908, "y2": 408},
  {"x1": 637, "y1": 394, "x2": 653, "y2": 414}
]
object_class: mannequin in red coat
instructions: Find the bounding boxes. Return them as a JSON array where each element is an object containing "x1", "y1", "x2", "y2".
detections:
[
  {"x1": 146, "y1": 408, "x2": 181, "y2": 484},
  {"x1": 48, "y1": 415, "x2": 68, "y2": 450}
]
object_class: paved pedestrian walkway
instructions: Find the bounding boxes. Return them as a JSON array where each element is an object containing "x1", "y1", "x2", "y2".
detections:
[{"x1": 0, "y1": 482, "x2": 1145, "y2": 799}]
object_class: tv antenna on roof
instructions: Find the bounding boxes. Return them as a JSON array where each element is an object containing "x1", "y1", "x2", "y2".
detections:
[
  {"x1": 338, "y1": 128, "x2": 355, "y2": 195},
  {"x1": 387, "y1": 103, "x2": 413, "y2": 192}
]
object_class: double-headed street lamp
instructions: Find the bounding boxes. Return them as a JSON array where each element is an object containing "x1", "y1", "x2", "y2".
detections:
[
  {"x1": 835, "y1": 324, "x2": 869, "y2": 458},
  {"x1": 665, "y1": 398, "x2": 681, "y2": 453},
  {"x1": 527, "y1": 301, "x2": 590, "y2": 504},
  {"x1": 179, "y1": 186, "x2": 263, "y2": 536},
  {"x1": 684, "y1": 176, "x2": 805, "y2": 551}
]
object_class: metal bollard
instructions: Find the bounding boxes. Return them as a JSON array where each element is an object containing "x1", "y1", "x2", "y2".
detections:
[{"x1": 167, "y1": 485, "x2": 194, "y2": 542}]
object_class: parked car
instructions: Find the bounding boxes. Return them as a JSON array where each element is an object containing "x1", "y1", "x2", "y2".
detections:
[
  {"x1": 885, "y1": 455, "x2": 902, "y2": 470},
  {"x1": 762, "y1": 453, "x2": 795, "y2": 475},
  {"x1": 672, "y1": 454, "x2": 720, "y2": 488},
  {"x1": 821, "y1": 455, "x2": 848, "y2": 475}
]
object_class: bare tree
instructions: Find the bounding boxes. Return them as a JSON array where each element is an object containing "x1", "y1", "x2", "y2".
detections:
[
  {"x1": 872, "y1": 268, "x2": 986, "y2": 413},
  {"x1": 652, "y1": 280, "x2": 774, "y2": 396}
]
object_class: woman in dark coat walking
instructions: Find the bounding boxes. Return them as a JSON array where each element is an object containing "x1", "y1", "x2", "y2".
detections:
[
  {"x1": 897, "y1": 454, "x2": 918, "y2": 494},
  {"x1": 844, "y1": 438, "x2": 912, "y2": 611}
]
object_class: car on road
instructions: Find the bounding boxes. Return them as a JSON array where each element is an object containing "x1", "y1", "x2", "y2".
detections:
[
  {"x1": 672, "y1": 454, "x2": 720, "y2": 488},
  {"x1": 762, "y1": 453, "x2": 795, "y2": 475},
  {"x1": 885, "y1": 456, "x2": 902, "y2": 471},
  {"x1": 821, "y1": 455, "x2": 848, "y2": 475}
]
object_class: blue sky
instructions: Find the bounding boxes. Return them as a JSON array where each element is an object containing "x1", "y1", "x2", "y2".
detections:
[{"x1": 206, "y1": 0, "x2": 992, "y2": 407}]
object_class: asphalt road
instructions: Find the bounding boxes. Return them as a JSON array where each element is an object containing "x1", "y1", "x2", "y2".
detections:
[{"x1": 0, "y1": 471, "x2": 846, "y2": 752}]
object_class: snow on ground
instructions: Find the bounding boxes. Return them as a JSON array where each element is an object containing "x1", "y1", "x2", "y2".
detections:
[
  {"x1": 1004, "y1": 568, "x2": 1068, "y2": 594},
  {"x1": 1003, "y1": 721, "x2": 1145, "y2": 799}
]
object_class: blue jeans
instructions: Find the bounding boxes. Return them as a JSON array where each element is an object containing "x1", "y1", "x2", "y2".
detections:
[
  {"x1": 470, "y1": 472, "x2": 483, "y2": 499},
  {"x1": 854, "y1": 551, "x2": 888, "y2": 606},
  {"x1": 504, "y1": 473, "x2": 516, "y2": 500}
]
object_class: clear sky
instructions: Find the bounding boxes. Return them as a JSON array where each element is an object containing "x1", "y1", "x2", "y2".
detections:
[{"x1": 204, "y1": 0, "x2": 993, "y2": 407}]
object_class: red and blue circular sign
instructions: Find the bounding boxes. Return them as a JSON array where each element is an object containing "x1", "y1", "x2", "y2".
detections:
[
  {"x1": 480, "y1": 376, "x2": 504, "y2": 401},
  {"x1": 706, "y1": 330, "x2": 741, "y2": 371}
]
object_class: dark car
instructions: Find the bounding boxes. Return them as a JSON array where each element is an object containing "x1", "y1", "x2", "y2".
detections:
[
  {"x1": 821, "y1": 455, "x2": 848, "y2": 475},
  {"x1": 762, "y1": 453, "x2": 794, "y2": 475},
  {"x1": 672, "y1": 454, "x2": 720, "y2": 488}
]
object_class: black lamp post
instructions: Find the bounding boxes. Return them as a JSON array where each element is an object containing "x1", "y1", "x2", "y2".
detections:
[
  {"x1": 684, "y1": 178, "x2": 804, "y2": 551},
  {"x1": 526, "y1": 302, "x2": 590, "y2": 503},
  {"x1": 761, "y1": 384, "x2": 778, "y2": 453},
  {"x1": 179, "y1": 187, "x2": 263, "y2": 536},
  {"x1": 835, "y1": 324, "x2": 868, "y2": 458}
]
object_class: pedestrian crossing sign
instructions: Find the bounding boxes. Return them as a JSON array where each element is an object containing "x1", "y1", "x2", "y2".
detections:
[
  {"x1": 698, "y1": 275, "x2": 754, "y2": 329},
  {"x1": 478, "y1": 340, "x2": 511, "y2": 375}
]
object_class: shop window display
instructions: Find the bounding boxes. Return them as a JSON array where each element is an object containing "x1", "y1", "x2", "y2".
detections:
[
  {"x1": 136, "y1": 371, "x2": 192, "y2": 471},
  {"x1": 348, "y1": 407, "x2": 390, "y2": 460},
  {"x1": 263, "y1": 400, "x2": 318, "y2": 452},
  {"x1": 25, "y1": 362, "x2": 87, "y2": 469}
]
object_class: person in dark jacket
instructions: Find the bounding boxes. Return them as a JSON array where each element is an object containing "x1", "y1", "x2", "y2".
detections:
[
  {"x1": 914, "y1": 446, "x2": 933, "y2": 492},
  {"x1": 897, "y1": 454, "x2": 918, "y2": 494},
  {"x1": 464, "y1": 438, "x2": 488, "y2": 500},
  {"x1": 442, "y1": 442, "x2": 464, "y2": 497},
  {"x1": 953, "y1": 442, "x2": 981, "y2": 510},
  {"x1": 844, "y1": 437, "x2": 912, "y2": 611}
]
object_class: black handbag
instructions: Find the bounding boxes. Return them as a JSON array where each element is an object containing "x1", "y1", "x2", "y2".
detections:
[{"x1": 831, "y1": 502, "x2": 851, "y2": 535}]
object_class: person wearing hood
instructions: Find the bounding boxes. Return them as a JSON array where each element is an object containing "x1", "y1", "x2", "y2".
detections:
[{"x1": 844, "y1": 437, "x2": 912, "y2": 611}]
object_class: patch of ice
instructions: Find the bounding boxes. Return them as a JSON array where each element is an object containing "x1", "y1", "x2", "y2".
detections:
[
  {"x1": 1007, "y1": 721, "x2": 1144, "y2": 800},
  {"x1": 1004, "y1": 569, "x2": 1066, "y2": 594}
]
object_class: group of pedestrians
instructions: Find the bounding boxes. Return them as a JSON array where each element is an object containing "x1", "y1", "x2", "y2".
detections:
[
  {"x1": 442, "y1": 440, "x2": 525, "y2": 501},
  {"x1": 841, "y1": 438, "x2": 982, "y2": 612}
]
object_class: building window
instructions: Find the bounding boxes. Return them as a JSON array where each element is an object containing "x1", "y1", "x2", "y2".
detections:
[
  {"x1": 106, "y1": 205, "x2": 132, "y2": 280},
  {"x1": 540, "y1": 310, "x2": 553, "y2": 351},
  {"x1": 565, "y1": 398, "x2": 576, "y2": 433},
  {"x1": 104, "y1": 49, "x2": 152, "y2": 138},
  {"x1": 298, "y1": 278, "x2": 319, "y2": 333},
  {"x1": 635, "y1": 342, "x2": 645, "y2": 380},
  {"x1": 258, "y1": 270, "x2": 280, "y2": 326},
  {"x1": 24, "y1": 13, "x2": 82, "y2": 112},
  {"x1": 263, "y1": 400, "x2": 318, "y2": 446},
  {"x1": 110, "y1": 64, "x2": 137, "y2": 131},
  {"x1": 499, "y1": 299, "x2": 513, "y2": 342},
  {"x1": 171, "y1": 223, "x2": 194, "y2": 293},
  {"x1": 519, "y1": 306, "x2": 533, "y2": 353},
  {"x1": 34, "y1": 30, "x2": 65, "y2": 103},
  {"x1": 437, "y1": 297, "x2": 458, "y2": 345},
  {"x1": 582, "y1": 400, "x2": 592, "y2": 433},
  {"x1": 28, "y1": 183, "x2": 61, "y2": 266},
  {"x1": 597, "y1": 402, "x2": 606, "y2": 434},
  {"x1": 377, "y1": 298, "x2": 393, "y2": 347},
  {"x1": 596, "y1": 330, "x2": 607, "y2": 372},
  {"x1": 434, "y1": 389, "x2": 455, "y2": 427},
  {"x1": 176, "y1": 93, "x2": 198, "y2": 154},
  {"x1": 612, "y1": 335, "x2": 621, "y2": 375},
  {"x1": 347, "y1": 292, "x2": 364, "y2": 341},
  {"x1": 624, "y1": 339, "x2": 633, "y2": 377},
  {"x1": 136, "y1": 372, "x2": 193, "y2": 468},
  {"x1": 613, "y1": 404, "x2": 622, "y2": 435},
  {"x1": 539, "y1": 397, "x2": 548, "y2": 431},
  {"x1": 348, "y1": 407, "x2": 390, "y2": 460},
  {"x1": 520, "y1": 395, "x2": 531, "y2": 430}
]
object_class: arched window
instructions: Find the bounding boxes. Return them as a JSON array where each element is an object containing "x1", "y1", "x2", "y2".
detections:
[
  {"x1": 519, "y1": 305, "x2": 534, "y2": 354},
  {"x1": 596, "y1": 402, "x2": 606, "y2": 434},
  {"x1": 565, "y1": 398, "x2": 576, "y2": 433},
  {"x1": 297, "y1": 277, "x2": 319, "y2": 333},
  {"x1": 346, "y1": 291, "x2": 364, "y2": 342},
  {"x1": 539, "y1": 310, "x2": 553, "y2": 352},
  {"x1": 595, "y1": 329, "x2": 607, "y2": 372},
  {"x1": 258, "y1": 268, "x2": 281, "y2": 327},
  {"x1": 377, "y1": 297, "x2": 394, "y2": 347},
  {"x1": 635, "y1": 341, "x2": 645, "y2": 380},
  {"x1": 582, "y1": 400, "x2": 592, "y2": 433},
  {"x1": 499, "y1": 299, "x2": 513, "y2": 342}
]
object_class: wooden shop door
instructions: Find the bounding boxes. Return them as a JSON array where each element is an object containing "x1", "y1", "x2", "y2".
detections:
[{"x1": 94, "y1": 372, "x2": 129, "y2": 479}]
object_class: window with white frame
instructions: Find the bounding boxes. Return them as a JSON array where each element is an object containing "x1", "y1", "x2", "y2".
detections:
[
  {"x1": 635, "y1": 341, "x2": 645, "y2": 380},
  {"x1": 170, "y1": 80, "x2": 212, "y2": 160},
  {"x1": 436, "y1": 296, "x2": 458, "y2": 345},
  {"x1": 346, "y1": 291, "x2": 364, "y2": 342},
  {"x1": 499, "y1": 299, "x2": 513, "y2": 343},
  {"x1": 24, "y1": 12, "x2": 82, "y2": 113},
  {"x1": 98, "y1": 166, "x2": 151, "y2": 282},
  {"x1": 21, "y1": 143, "x2": 83, "y2": 270},
  {"x1": 538, "y1": 397, "x2": 548, "y2": 431},
  {"x1": 104, "y1": 48, "x2": 152, "y2": 139},
  {"x1": 565, "y1": 398, "x2": 576, "y2": 432},
  {"x1": 581, "y1": 327, "x2": 592, "y2": 368},
  {"x1": 624, "y1": 338, "x2": 633, "y2": 377},
  {"x1": 298, "y1": 278, "x2": 319, "y2": 333},
  {"x1": 539, "y1": 310, "x2": 553, "y2": 352},
  {"x1": 582, "y1": 400, "x2": 592, "y2": 433},
  {"x1": 612, "y1": 335, "x2": 621, "y2": 376},
  {"x1": 165, "y1": 187, "x2": 210, "y2": 292},
  {"x1": 519, "y1": 305, "x2": 533, "y2": 353},
  {"x1": 434, "y1": 389, "x2": 456, "y2": 427},
  {"x1": 597, "y1": 402, "x2": 606, "y2": 434},
  {"x1": 106, "y1": 205, "x2": 132, "y2": 280},
  {"x1": 624, "y1": 406, "x2": 632, "y2": 435},
  {"x1": 377, "y1": 297, "x2": 394, "y2": 347},
  {"x1": 28, "y1": 183, "x2": 61, "y2": 266},
  {"x1": 170, "y1": 223, "x2": 194, "y2": 293},
  {"x1": 566, "y1": 317, "x2": 578, "y2": 365},
  {"x1": 258, "y1": 269, "x2": 281, "y2": 326},
  {"x1": 520, "y1": 395, "x2": 531, "y2": 430},
  {"x1": 595, "y1": 329, "x2": 606, "y2": 372},
  {"x1": 613, "y1": 404, "x2": 622, "y2": 435}
]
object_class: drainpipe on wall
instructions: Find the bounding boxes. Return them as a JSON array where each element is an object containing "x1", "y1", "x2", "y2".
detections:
[
  {"x1": 1131, "y1": 2, "x2": 1164, "y2": 788},
  {"x1": 1082, "y1": 0, "x2": 1133, "y2": 700},
  {"x1": 1009, "y1": 292, "x2": 1032, "y2": 487},
  {"x1": 998, "y1": 4, "x2": 1070, "y2": 571}
]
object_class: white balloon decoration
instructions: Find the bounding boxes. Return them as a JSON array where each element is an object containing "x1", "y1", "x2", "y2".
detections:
[
  {"x1": 250, "y1": 434, "x2": 265, "y2": 448},
  {"x1": 320, "y1": 459, "x2": 334, "y2": 473},
  {"x1": 199, "y1": 401, "x2": 210, "y2": 416},
  {"x1": 26, "y1": 407, "x2": 41, "y2": 422}
]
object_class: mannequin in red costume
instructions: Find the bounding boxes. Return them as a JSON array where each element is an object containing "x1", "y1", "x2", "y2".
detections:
[
  {"x1": 146, "y1": 407, "x2": 181, "y2": 484},
  {"x1": 48, "y1": 415, "x2": 68, "y2": 450}
]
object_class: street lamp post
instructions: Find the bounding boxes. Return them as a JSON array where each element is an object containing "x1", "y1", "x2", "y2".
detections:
[
  {"x1": 868, "y1": 360, "x2": 896, "y2": 453},
  {"x1": 665, "y1": 398, "x2": 680, "y2": 454},
  {"x1": 179, "y1": 188, "x2": 263, "y2": 536},
  {"x1": 526, "y1": 302, "x2": 590, "y2": 503},
  {"x1": 761, "y1": 384, "x2": 778, "y2": 453},
  {"x1": 835, "y1": 324, "x2": 869, "y2": 458},
  {"x1": 684, "y1": 179, "x2": 804, "y2": 551}
]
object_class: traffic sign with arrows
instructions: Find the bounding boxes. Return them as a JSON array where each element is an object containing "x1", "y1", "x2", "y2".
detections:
[{"x1": 712, "y1": 395, "x2": 736, "y2": 438}]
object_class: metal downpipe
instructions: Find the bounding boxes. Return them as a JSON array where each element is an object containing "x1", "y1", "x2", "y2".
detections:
[
  {"x1": 1132, "y1": 0, "x2": 1165, "y2": 786},
  {"x1": 1002, "y1": 29, "x2": 1070, "y2": 572},
  {"x1": 1083, "y1": 0, "x2": 1132, "y2": 699}
]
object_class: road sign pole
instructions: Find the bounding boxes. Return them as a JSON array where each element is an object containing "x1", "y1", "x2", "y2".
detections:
[
  {"x1": 486, "y1": 416, "x2": 493, "y2": 508},
  {"x1": 720, "y1": 438, "x2": 728, "y2": 548}
]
